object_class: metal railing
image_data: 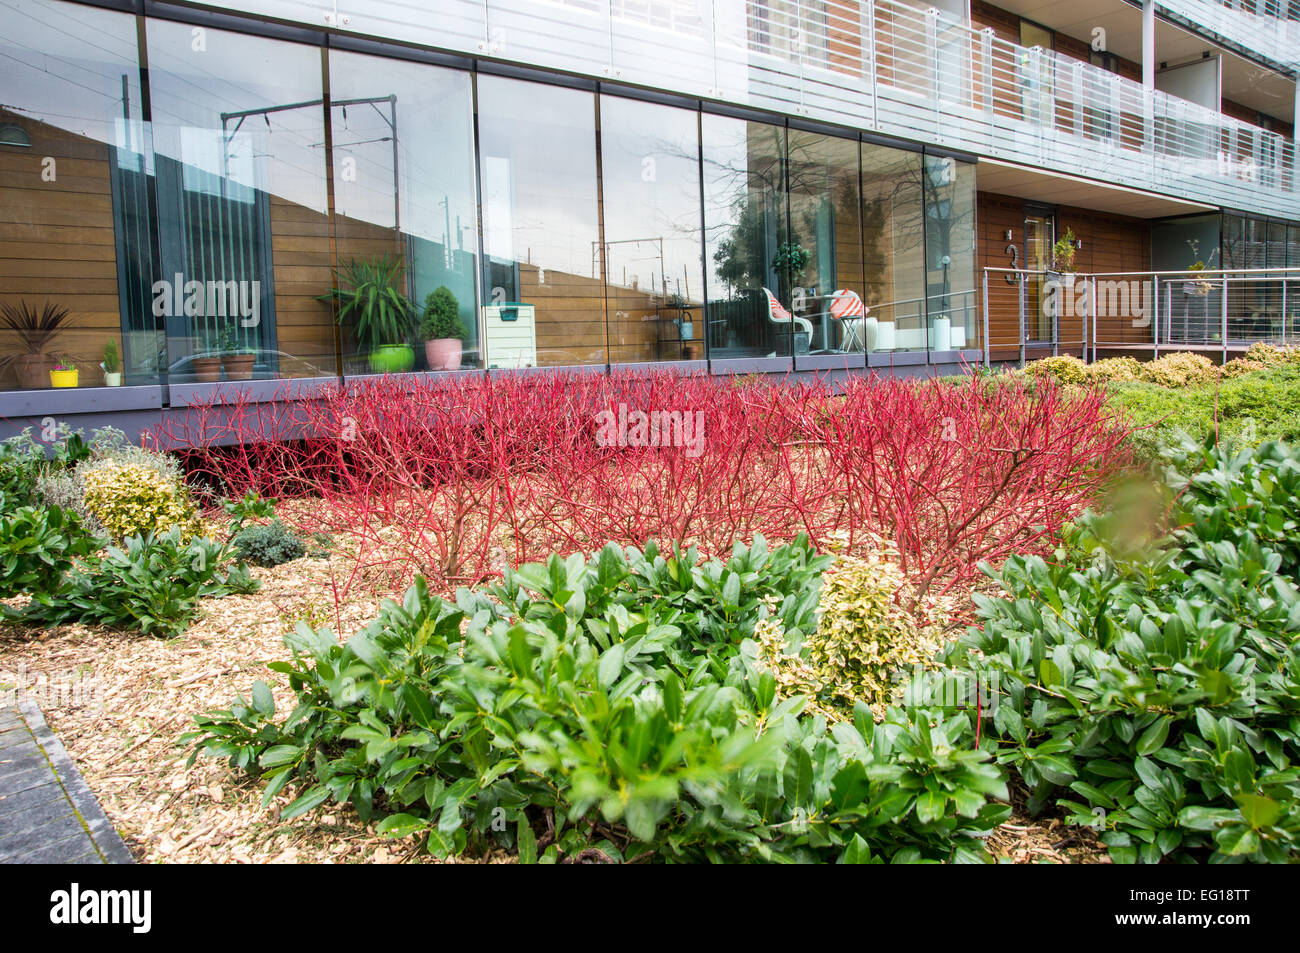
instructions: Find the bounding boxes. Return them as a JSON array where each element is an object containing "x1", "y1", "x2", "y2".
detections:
[
  {"x1": 218, "y1": 0, "x2": 1300, "y2": 220},
  {"x1": 982, "y1": 265, "x2": 1300, "y2": 364},
  {"x1": 1157, "y1": 0, "x2": 1300, "y2": 67}
]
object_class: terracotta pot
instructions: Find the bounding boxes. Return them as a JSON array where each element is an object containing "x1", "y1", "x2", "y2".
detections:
[
  {"x1": 14, "y1": 353, "x2": 56, "y2": 389},
  {"x1": 425, "y1": 338, "x2": 463, "y2": 371},
  {"x1": 192, "y1": 356, "x2": 222, "y2": 383},
  {"x1": 222, "y1": 353, "x2": 255, "y2": 381}
]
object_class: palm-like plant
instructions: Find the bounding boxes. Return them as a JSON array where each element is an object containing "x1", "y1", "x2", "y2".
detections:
[
  {"x1": 318, "y1": 256, "x2": 415, "y2": 351},
  {"x1": 1, "y1": 300, "x2": 71, "y2": 356}
]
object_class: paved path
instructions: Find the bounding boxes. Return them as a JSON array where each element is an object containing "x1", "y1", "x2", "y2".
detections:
[{"x1": 0, "y1": 701, "x2": 133, "y2": 864}]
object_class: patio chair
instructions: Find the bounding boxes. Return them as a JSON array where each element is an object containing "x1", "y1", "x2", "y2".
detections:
[
  {"x1": 762, "y1": 288, "x2": 814, "y2": 353},
  {"x1": 826, "y1": 289, "x2": 869, "y2": 351}
]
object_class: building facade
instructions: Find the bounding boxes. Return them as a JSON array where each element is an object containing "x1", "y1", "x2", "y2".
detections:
[{"x1": 1, "y1": 0, "x2": 1298, "y2": 439}]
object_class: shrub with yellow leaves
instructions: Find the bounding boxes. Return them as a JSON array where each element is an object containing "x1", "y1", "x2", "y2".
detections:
[
  {"x1": 1245, "y1": 342, "x2": 1300, "y2": 366},
  {"x1": 1024, "y1": 354, "x2": 1089, "y2": 386},
  {"x1": 1086, "y1": 356, "x2": 1142, "y2": 383},
  {"x1": 756, "y1": 541, "x2": 940, "y2": 721},
  {"x1": 1137, "y1": 351, "x2": 1217, "y2": 388},
  {"x1": 80, "y1": 458, "x2": 198, "y2": 541}
]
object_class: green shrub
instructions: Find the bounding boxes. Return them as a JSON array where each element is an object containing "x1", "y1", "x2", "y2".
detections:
[
  {"x1": 10, "y1": 528, "x2": 259, "y2": 638},
  {"x1": 946, "y1": 440, "x2": 1300, "y2": 863},
  {"x1": 1108, "y1": 364, "x2": 1300, "y2": 460},
  {"x1": 232, "y1": 519, "x2": 307, "y2": 567},
  {"x1": 418, "y1": 286, "x2": 466, "y2": 341},
  {"x1": 0, "y1": 505, "x2": 95, "y2": 598},
  {"x1": 0, "y1": 431, "x2": 47, "y2": 509},
  {"x1": 187, "y1": 536, "x2": 1008, "y2": 863}
]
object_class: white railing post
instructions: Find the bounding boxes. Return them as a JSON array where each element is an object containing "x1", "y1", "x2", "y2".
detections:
[
  {"x1": 1152, "y1": 274, "x2": 1160, "y2": 358},
  {"x1": 864, "y1": 0, "x2": 879, "y2": 130},
  {"x1": 925, "y1": 8, "x2": 939, "y2": 138},
  {"x1": 980, "y1": 28, "x2": 994, "y2": 149},
  {"x1": 982, "y1": 268, "x2": 990, "y2": 367},
  {"x1": 1221, "y1": 273, "x2": 1230, "y2": 363}
]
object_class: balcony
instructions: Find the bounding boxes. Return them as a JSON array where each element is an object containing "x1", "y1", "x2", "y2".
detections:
[
  {"x1": 1156, "y1": 0, "x2": 1300, "y2": 68},
  {"x1": 291, "y1": 0, "x2": 1299, "y2": 219}
]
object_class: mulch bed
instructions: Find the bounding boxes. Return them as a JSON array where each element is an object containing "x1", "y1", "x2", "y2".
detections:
[{"x1": 1, "y1": 539, "x2": 1106, "y2": 865}]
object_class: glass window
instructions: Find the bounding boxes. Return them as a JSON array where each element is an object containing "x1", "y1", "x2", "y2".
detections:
[
  {"x1": 785, "y1": 129, "x2": 865, "y2": 358},
  {"x1": 924, "y1": 154, "x2": 977, "y2": 350},
  {"x1": 0, "y1": 0, "x2": 154, "y2": 390},
  {"x1": 702, "y1": 114, "x2": 791, "y2": 359},
  {"x1": 145, "y1": 20, "x2": 332, "y2": 383},
  {"x1": 476, "y1": 76, "x2": 603, "y2": 368},
  {"x1": 860, "y1": 142, "x2": 925, "y2": 351},
  {"x1": 328, "y1": 51, "x2": 479, "y2": 374},
  {"x1": 599, "y1": 95, "x2": 705, "y2": 363}
]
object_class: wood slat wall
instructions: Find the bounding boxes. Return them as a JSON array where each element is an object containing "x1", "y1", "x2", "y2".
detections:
[
  {"x1": 0, "y1": 108, "x2": 122, "y2": 387},
  {"x1": 977, "y1": 190, "x2": 1152, "y2": 358}
]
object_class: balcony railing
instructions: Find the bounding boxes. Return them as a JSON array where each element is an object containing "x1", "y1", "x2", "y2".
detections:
[
  {"x1": 1157, "y1": 0, "x2": 1300, "y2": 67},
  {"x1": 982, "y1": 266, "x2": 1300, "y2": 364},
  {"x1": 223, "y1": 0, "x2": 1298, "y2": 217}
]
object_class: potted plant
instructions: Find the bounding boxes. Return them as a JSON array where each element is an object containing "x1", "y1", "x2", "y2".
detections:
[
  {"x1": 101, "y1": 338, "x2": 122, "y2": 386},
  {"x1": 318, "y1": 255, "x2": 415, "y2": 373},
  {"x1": 1, "y1": 300, "x2": 70, "y2": 389},
  {"x1": 191, "y1": 333, "x2": 223, "y2": 383},
  {"x1": 216, "y1": 325, "x2": 256, "y2": 380},
  {"x1": 49, "y1": 360, "x2": 78, "y2": 388},
  {"x1": 419, "y1": 286, "x2": 467, "y2": 371}
]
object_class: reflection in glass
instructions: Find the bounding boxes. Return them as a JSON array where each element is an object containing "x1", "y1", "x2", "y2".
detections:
[
  {"x1": 0, "y1": 0, "x2": 153, "y2": 389},
  {"x1": 702, "y1": 115, "x2": 792, "y2": 358},
  {"x1": 146, "y1": 20, "x2": 331, "y2": 382},
  {"x1": 599, "y1": 95, "x2": 705, "y2": 363},
  {"x1": 924, "y1": 155, "x2": 977, "y2": 351},
  {"x1": 785, "y1": 129, "x2": 864, "y2": 355},
  {"x1": 860, "y1": 143, "x2": 924, "y2": 352},
  {"x1": 329, "y1": 51, "x2": 479, "y2": 374},
  {"x1": 476, "y1": 77, "x2": 603, "y2": 368}
]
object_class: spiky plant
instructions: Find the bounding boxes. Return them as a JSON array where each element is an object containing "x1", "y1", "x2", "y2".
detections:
[
  {"x1": 1, "y1": 300, "x2": 71, "y2": 355},
  {"x1": 317, "y1": 256, "x2": 414, "y2": 351}
]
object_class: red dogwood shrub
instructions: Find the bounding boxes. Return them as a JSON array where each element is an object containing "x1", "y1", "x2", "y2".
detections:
[{"x1": 154, "y1": 370, "x2": 1131, "y2": 596}]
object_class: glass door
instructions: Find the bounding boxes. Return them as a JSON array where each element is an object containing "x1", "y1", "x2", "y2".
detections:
[{"x1": 1023, "y1": 213, "x2": 1054, "y2": 343}]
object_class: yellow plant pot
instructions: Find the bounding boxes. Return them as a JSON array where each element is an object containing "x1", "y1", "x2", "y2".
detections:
[{"x1": 49, "y1": 369, "x2": 79, "y2": 388}]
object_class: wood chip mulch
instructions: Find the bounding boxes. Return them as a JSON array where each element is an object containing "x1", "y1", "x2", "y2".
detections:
[{"x1": 0, "y1": 545, "x2": 1105, "y2": 865}]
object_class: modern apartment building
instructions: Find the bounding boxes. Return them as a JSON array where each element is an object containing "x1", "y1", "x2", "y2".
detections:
[{"x1": 1, "y1": 0, "x2": 1297, "y2": 439}]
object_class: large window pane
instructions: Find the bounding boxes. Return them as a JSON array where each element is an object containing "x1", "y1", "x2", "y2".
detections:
[
  {"x1": 146, "y1": 20, "x2": 332, "y2": 382},
  {"x1": 0, "y1": 0, "x2": 155, "y2": 390},
  {"x1": 860, "y1": 143, "x2": 925, "y2": 352},
  {"x1": 476, "y1": 77, "x2": 602, "y2": 368},
  {"x1": 924, "y1": 155, "x2": 977, "y2": 350},
  {"x1": 702, "y1": 114, "x2": 791, "y2": 358},
  {"x1": 329, "y1": 51, "x2": 479, "y2": 373},
  {"x1": 599, "y1": 95, "x2": 705, "y2": 363},
  {"x1": 786, "y1": 129, "x2": 864, "y2": 357}
]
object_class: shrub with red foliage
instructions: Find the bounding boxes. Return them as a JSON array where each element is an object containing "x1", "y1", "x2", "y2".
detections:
[{"x1": 154, "y1": 370, "x2": 1131, "y2": 596}]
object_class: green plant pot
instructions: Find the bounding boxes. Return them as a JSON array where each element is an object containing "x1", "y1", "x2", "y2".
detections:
[{"x1": 368, "y1": 345, "x2": 414, "y2": 374}]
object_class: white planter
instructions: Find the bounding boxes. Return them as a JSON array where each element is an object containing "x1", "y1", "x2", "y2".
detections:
[
  {"x1": 949, "y1": 326, "x2": 967, "y2": 349},
  {"x1": 104, "y1": 372, "x2": 122, "y2": 386},
  {"x1": 929, "y1": 317, "x2": 951, "y2": 351},
  {"x1": 866, "y1": 319, "x2": 895, "y2": 352}
]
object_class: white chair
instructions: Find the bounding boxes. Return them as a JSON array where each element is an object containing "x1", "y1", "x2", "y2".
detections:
[{"x1": 762, "y1": 288, "x2": 814, "y2": 351}]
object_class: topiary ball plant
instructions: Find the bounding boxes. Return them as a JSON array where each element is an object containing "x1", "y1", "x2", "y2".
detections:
[{"x1": 231, "y1": 519, "x2": 307, "y2": 567}]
